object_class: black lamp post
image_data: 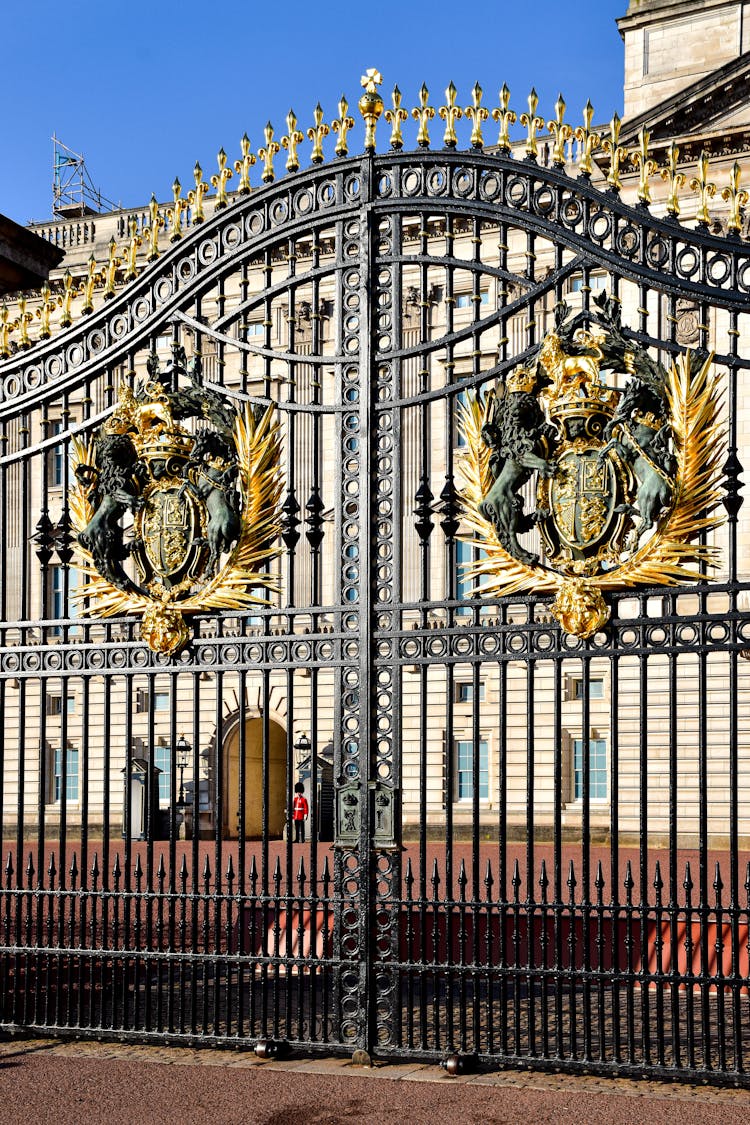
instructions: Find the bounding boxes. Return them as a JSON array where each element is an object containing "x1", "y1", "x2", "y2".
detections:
[
  {"x1": 293, "y1": 731, "x2": 311, "y2": 775},
  {"x1": 175, "y1": 734, "x2": 191, "y2": 807}
]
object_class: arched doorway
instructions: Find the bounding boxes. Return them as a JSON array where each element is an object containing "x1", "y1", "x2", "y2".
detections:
[{"x1": 223, "y1": 717, "x2": 286, "y2": 838}]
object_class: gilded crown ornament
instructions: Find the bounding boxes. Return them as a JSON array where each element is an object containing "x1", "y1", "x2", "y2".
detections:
[
  {"x1": 457, "y1": 293, "x2": 725, "y2": 638},
  {"x1": 359, "y1": 68, "x2": 384, "y2": 152},
  {"x1": 69, "y1": 343, "x2": 283, "y2": 655}
]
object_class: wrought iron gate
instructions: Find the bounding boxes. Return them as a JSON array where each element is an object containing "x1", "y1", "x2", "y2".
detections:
[{"x1": 1, "y1": 79, "x2": 750, "y2": 1085}]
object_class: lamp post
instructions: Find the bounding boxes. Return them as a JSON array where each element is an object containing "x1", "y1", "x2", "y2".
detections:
[
  {"x1": 175, "y1": 733, "x2": 191, "y2": 808},
  {"x1": 293, "y1": 731, "x2": 311, "y2": 776}
]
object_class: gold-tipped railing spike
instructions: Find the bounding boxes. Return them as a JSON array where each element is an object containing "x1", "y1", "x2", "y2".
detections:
[
  {"x1": 575, "y1": 100, "x2": 601, "y2": 177},
  {"x1": 412, "y1": 83, "x2": 435, "y2": 149},
  {"x1": 332, "y1": 95, "x2": 355, "y2": 157},
  {"x1": 602, "y1": 112, "x2": 628, "y2": 192},
  {"x1": 308, "y1": 103, "x2": 330, "y2": 165},
  {"x1": 492, "y1": 83, "x2": 516, "y2": 154},
  {"x1": 281, "y1": 110, "x2": 304, "y2": 173},
  {"x1": 661, "y1": 142, "x2": 686, "y2": 218},
  {"x1": 124, "y1": 216, "x2": 143, "y2": 280},
  {"x1": 384, "y1": 85, "x2": 408, "y2": 151},
  {"x1": 188, "y1": 162, "x2": 209, "y2": 224},
  {"x1": 80, "y1": 254, "x2": 99, "y2": 315},
  {"x1": 168, "y1": 177, "x2": 187, "y2": 241},
  {"x1": 211, "y1": 148, "x2": 233, "y2": 209},
  {"x1": 59, "y1": 270, "x2": 75, "y2": 328},
  {"x1": 359, "y1": 68, "x2": 383, "y2": 152},
  {"x1": 465, "y1": 82, "x2": 488, "y2": 151},
  {"x1": 258, "y1": 122, "x2": 280, "y2": 183},
  {"x1": 36, "y1": 283, "x2": 55, "y2": 338},
  {"x1": 690, "y1": 151, "x2": 717, "y2": 226},
  {"x1": 721, "y1": 161, "x2": 749, "y2": 235},
  {"x1": 103, "y1": 237, "x2": 121, "y2": 299},
  {"x1": 547, "y1": 93, "x2": 571, "y2": 168},
  {"x1": 633, "y1": 127, "x2": 657, "y2": 206},
  {"x1": 234, "y1": 133, "x2": 256, "y2": 194},
  {"x1": 0, "y1": 306, "x2": 14, "y2": 358},
  {"x1": 17, "y1": 297, "x2": 32, "y2": 348},
  {"x1": 145, "y1": 195, "x2": 164, "y2": 261},
  {"x1": 439, "y1": 81, "x2": 462, "y2": 149},
  {"x1": 520, "y1": 88, "x2": 545, "y2": 161}
]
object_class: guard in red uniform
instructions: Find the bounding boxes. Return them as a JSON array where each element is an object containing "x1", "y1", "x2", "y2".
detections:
[{"x1": 292, "y1": 782, "x2": 309, "y2": 843}]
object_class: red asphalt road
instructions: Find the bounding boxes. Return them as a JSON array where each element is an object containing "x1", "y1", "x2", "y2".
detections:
[{"x1": 0, "y1": 1040, "x2": 749, "y2": 1125}]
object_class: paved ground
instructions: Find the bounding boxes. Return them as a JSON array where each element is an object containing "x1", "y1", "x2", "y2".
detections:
[{"x1": 0, "y1": 1037, "x2": 748, "y2": 1125}]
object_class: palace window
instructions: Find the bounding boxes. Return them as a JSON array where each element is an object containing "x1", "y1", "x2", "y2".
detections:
[
  {"x1": 153, "y1": 742, "x2": 171, "y2": 802},
  {"x1": 455, "y1": 681, "x2": 486, "y2": 703},
  {"x1": 455, "y1": 739, "x2": 489, "y2": 801},
  {"x1": 572, "y1": 678, "x2": 605, "y2": 700},
  {"x1": 48, "y1": 420, "x2": 65, "y2": 487},
  {"x1": 572, "y1": 738, "x2": 608, "y2": 801},
  {"x1": 52, "y1": 746, "x2": 79, "y2": 803},
  {"x1": 455, "y1": 291, "x2": 489, "y2": 309}
]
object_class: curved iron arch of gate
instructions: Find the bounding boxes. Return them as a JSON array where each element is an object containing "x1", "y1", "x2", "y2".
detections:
[{"x1": 0, "y1": 124, "x2": 749, "y2": 1084}]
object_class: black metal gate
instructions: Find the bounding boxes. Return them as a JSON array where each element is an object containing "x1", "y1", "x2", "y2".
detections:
[{"x1": 1, "y1": 84, "x2": 750, "y2": 1085}]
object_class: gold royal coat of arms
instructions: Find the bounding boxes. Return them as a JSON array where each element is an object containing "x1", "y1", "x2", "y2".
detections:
[
  {"x1": 70, "y1": 344, "x2": 282, "y2": 655},
  {"x1": 458, "y1": 294, "x2": 725, "y2": 638}
]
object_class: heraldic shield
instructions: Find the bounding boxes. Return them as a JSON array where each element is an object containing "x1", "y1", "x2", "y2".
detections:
[
  {"x1": 69, "y1": 343, "x2": 282, "y2": 655},
  {"x1": 458, "y1": 293, "x2": 726, "y2": 639}
]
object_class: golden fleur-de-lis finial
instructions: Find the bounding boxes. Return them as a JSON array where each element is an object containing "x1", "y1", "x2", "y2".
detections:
[
  {"x1": 359, "y1": 68, "x2": 384, "y2": 152},
  {"x1": 17, "y1": 297, "x2": 33, "y2": 347},
  {"x1": 258, "y1": 122, "x2": 280, "y2": 183},
  {"x1": 520, "y1": 88, "x2": 545, "y2": 160},
  {"x1": 575, "y1": 100, "x2": 601, "y2": 177},
  {"x1": 412, "y1": 83, "x2": 435, "y2": 149},
  {"x1": 632, "y1": 127, "x2": 657, "y2": 206},
  {"x1": 492, "y1": 83, "x2": 516, "y2": 153},
  {"x1": 464, "y1": 82, "x2": 488, "y2": 150},
  {"x1": 167, "y1": 177, "x2": 187, "y2": 241},
  {"x1": 188, "y1": 161, "x2": 209, "y2": 224},
  {"x1": 690, "y1": 151, "x2": 717, "y2": 226},
  {"x1": 721, "y1": 161, "x2": 749, "y2": 235},
  {"x1": 124, "y1": 216, "x2": 143, "y2": 279},
  {"x1": 145, "y1": 194, "x2": 164, "y2": 260},
  {"x1": 384, "y1": 85, "x2": 408, "y2": 150},
  {"x1": 79, "y1": 254, "x2": 99, "y2": 314},
  {"x1": 211, "y1": 148, "x2": 233, "y2": 209},
  {"x1": 661, "y1": 142, "x2": 686, "y2": 217},
  {"x1": 59, "y1": 269, "x2": 75, "y2": 327},
  {"x1": 234, "y1": 133, "x2": 256, "y2": 194},
  {"x1": 439, "y1": 81, "x2": 462, "y2": 149},
  {"x1": 36, "y1": 283, "x2": 56, "y2": 337},
  {"x1": 308, "y1": 103, "x2": 330, "y2": 164},
  {"x1": 0, "y1": 306, "x2": 15, "y2": 358},
  {"x1": 103, "y1": 237, "x2": 121, "y2": 298},
  {"x1": 547, "y1": 93, "x2": 571, "y2": 167},
  {"x1": 332, "y1": 95, "x2": 355, "y2": 157},
  {"x1": 282, "y1": 110, "x2": 304, "y2": 173},
  {"x1": 601, "y1": 112, "x2": 628, "y2": 192}
]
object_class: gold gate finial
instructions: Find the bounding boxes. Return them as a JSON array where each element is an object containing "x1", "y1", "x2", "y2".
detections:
[
  {"x1": 36, "y1": 283, "x2": 56, "y2": 337},
  {"x1": 124, "y1": 216, "x2": 142, "y2": 279},
  {"x1": 211, "y1": 148, "x2": 233, "y2": 209},
  {"x1": 17, "y1": 297, "x2": 33, "y2": 347},
  {"x1": 259, "y1": 122, "x2": 280, "y2": 183},
  {"x1": 359, "y1": 68, "x2": 384, "y2": 152},
  {"x1": 282, "y1": 111, "x2": 304, "y2": 173},
  {"x1": 547, "y1": 94, "x2": 571, "y2": 168},
  {"x1": 602, "y1": 112, "x2": 627, "y2": 192},
  {"x1": 575, "y1": 100, "x2": 601, "y2": 177},
  {"x1": 412, "y1": 83, "x2": 435, "y2": 149},
  {"x1": 520, "y1": 89, "x2": 545, "y2": 160},
  {"x1": 0, "y1": 306, "x2": 14, "y2": 358},
  {"x1": 721, "y1": 161, "x2": 748, "y2": 234},
  {"x1": 690, "y1": 151, "x2": 717, "y2": 226},
  {"x1": 145, "y1": 194, "x2": 164, "y2": 261},
  {"x1": 167, "y1": 177, "x2": 187, "y2": 240},
  {"x1": 308, "y1": 103, "x2": 330, "y2": 164},
  {"x1": 385, "y1": 86, "x2": 408, "y2": 151},
  {"x1": 188, "y1": 162, "x2": 209, "y2": 224},
  {"x1": 234, "y1": 133, "x2": 256, "y2": 194},
  {"x1": 633, "y1": 127, "x2": 657, "y2": 206},
  {"x1": 332, "y1": 96, "x2": 355, "y2": 157},
  {"x1": 492, "y1": 84, "x2": 516, "y2": 154},
  {"x1": 662, "y1": 142, "x2": 686, "y2": 217},
  {"x1": 439, "y1": 82, "x2": 462, "y2": 149},
  {"x1": 59, "y1": 269, "x2": 75, "y2": 327},
  {"x1": 80, "y1": 255, "x2": 99, "y2": 315},
  {"x1": 465, "y1": 82, "x2": 488, "y2": 151},
  {"x1": 103, "y1": 237, "x2": 121, "y2": 299}
]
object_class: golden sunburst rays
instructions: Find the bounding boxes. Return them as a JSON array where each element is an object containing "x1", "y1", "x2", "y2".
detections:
[
  {"x1": 457, "y1": 351, "x2": 726, "y2": 634},
  {"x1": 69, "y1": 402, "x2": 283, "y2": 644}
]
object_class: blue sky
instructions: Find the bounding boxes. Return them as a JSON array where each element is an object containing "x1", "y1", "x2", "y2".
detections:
[{"x1": 3, "y1": 0, "x2": 626, "y2": 224}]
